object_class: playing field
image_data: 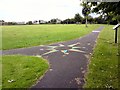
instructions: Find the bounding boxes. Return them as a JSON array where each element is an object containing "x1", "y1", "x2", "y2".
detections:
[
  {"x1": 1, "y1": 24, "x2": 100, "y2": 88},
  {"x1": 2, "y1": 24, "x2": 100, "y2": 50},
  {"x1": 1, "y1": 24, "x2": 118, "y2": 89}
]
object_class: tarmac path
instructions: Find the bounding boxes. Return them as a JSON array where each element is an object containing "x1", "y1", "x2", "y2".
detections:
[{"x1": 2, "y1": 26, "x2": 104, "y2": 88}]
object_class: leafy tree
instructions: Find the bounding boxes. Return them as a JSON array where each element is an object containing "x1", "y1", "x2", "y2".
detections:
[
  {"x1": 0, "y1": 20, "x2": 5, "y2": 25},
  {"x1": 70, "y1": 18, "x2": 76, "y2": 24},
  {"x1": 7, "y1": 22, "x2": 17, "y2": 25},
  {"x1": 50, "y1": 19, "x2": 57, "y2": 24},
  {"x1": 74, "y1": 13, "x2": 83, "y2": 23},
  {"x1": 26, "y1": 21, "x2": 33, "y2": 25},
  {"x1": 62, "y1": 18, "x2": 75, "y2": 24},
  {"x1": 91, "y1": 2, "x2": 120, "y2": 23},
  {"x1": 81, "y1": 2, "x2": 91, "y2": 27}
]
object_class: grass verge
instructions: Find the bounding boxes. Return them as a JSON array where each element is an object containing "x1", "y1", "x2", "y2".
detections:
[
  {"x1": 84, "y1": 25, "x2": 119, "y2": 89},
  {"x1": 0, "y1": 26, "x2": 2, "y2": 89},
  {"x1": 2, "y1": 55, "x2": 49, "y2": 88},
  {"x1": 2, "y1": 24, "x2": 100, "y2": 50},
  {"x1": 0, "y1": 56, "x2": 2, "y2": 90}
]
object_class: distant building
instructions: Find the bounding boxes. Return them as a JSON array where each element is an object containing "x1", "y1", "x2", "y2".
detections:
[
  {"x1": 16, "y1": 22, "x2": 25, "y2": 25},
  {"x1": 33, "y1": 20, "x2": 39, "y2": 24},
  {"x1": 56, "y1": 18, "x2": 61, "y2": 24},
  {"x1": 0, "y1": 20, "x2": 25, "y2": 25}
]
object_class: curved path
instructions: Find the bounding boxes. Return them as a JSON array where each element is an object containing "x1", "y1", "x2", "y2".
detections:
[{"x1": 2, "y1": 26, "x2": 104, "y2": 88}]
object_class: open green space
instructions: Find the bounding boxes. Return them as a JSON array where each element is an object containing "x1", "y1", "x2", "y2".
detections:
[
  {"x1": 2, "y1": 24, "x2": 100, "y2": 50},
  {"x1": 0, "y1": 56, "x2": 2, "y2": 89},
  {"x1": 2, "y1": 24, "x2": 118, "y2": 88},
  {"x1": 84, "y1": 25, "x2": 118, "y2": 89},
  {"x1": 2, "y1": 55, "x2": 49, "y2": 88},
  {"x1": 0, "y1": 27, "x2": 2, "y2": 89}
]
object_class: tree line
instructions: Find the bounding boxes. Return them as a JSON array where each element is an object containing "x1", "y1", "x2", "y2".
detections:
[
  {"x1": 0, "y1": 13, "x2": 118, "y2": 26},
  {"x1": 1, "y1": 1, "x2": 119, "y2": 25}
]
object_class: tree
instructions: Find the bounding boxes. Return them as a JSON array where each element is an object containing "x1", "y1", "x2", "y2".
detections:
[
  {"x1": 81, "y1": 2, "x2": 91, "y2": 27},
  {"x1": 26, "y1": 21, "x2": 33, "y2": 25},
  {"x1": 74, "y1": 13, "x2": 83, "y2": 23},
  {"x1": 50, "y1": 19, "x2": 57, "y2": 24},
  {"x1": 0, "y1": 20, "x2": 5, "y2": 25},
  {"x1": 91, "y1": 2, "x2": 120, "y2": 23},
  {"x1": 62, "y1": 18, "x2": 75, "y2": 24}
]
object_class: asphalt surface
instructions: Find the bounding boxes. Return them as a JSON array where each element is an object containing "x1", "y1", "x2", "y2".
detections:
[{"x1": 2, "y1": 26, "x2": 104, "y2": 88}]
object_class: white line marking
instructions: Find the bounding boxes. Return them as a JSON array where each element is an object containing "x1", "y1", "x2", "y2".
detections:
[{"x1": 92, "y1": 31, "x2": 100, "y2": 33}]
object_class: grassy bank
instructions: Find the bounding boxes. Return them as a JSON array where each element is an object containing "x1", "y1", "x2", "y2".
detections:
[
  {"x1": 2, "y1": 24, "x2": 100, "y2": 50},
  {"x1": 2, "y1": 55, "x2": 49, "y2": 88},
  {"x1": 84, "y1": 25, "x2": 118, "y2": 88}
]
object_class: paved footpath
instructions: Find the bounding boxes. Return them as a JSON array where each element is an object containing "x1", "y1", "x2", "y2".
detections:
[{"x1": 2, "y1": 26, "x2": 104, "y2": 88}]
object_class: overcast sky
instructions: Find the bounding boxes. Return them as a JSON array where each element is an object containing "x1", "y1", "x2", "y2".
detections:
[{"x1": 0, "y1": 0, "x2": 98, "y2": 22}]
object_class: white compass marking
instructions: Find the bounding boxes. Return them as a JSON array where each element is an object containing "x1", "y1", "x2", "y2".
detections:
[
  {"x1": 42, "y1": 49, "x2": 58, "y2": 56},
  {"x1": 69, "y1": 49, "x2": 85, "y2": 53},
  {"x1": 47, "y1": 46, "x2": 58, "y2": 48},
  {"x1": 40, "y1": 42, "x2": 84, "y2": 56},
  {"x1": 68, "y1": 43, "x2": 80, "y2": 47},
  {"x1": 72, "y1": 47, "x2": 81, "y2": 49},
  {"x1": 59, "y1": 44, "x2": 64, "y2": 47}
]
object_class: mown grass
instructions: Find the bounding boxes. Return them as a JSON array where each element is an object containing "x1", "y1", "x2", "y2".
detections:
[
  {"x1": 2, "y1": 24, "x2": 100, "y2": 50},
  {"x1": 0, "y1": 26, "x2": 2, "y2": 89},
  {"x1": 0, "y1": 56, "x2": 2, "y2": 90},
  {"x1": 2, "y1": 55, "x2": 49, "y2": 88},
  {"x1": 84, "y1": 25, "x2": 119, "y2": 89}
]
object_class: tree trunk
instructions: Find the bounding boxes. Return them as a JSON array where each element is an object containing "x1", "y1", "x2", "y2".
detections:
[{"x1": 86, "y1": 17, "x2": 88, "y2": 27}]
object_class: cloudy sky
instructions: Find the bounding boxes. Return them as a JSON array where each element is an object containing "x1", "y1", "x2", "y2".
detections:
[{"x1": 0, "y1": 0, "x2": 98, "y2": 22}]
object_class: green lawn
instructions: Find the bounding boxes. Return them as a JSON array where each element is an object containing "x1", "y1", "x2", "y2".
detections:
[
  {"x1": 0, "y1": 56, "x2": 2, "y2": 89},
  {"x1": 0, "y1": 27, "x2": 2, "y2": 89},
  {"x1": 2, "y1": 55, "x2": 49, "y2": 88},
  {"x1": 2, "y1": 24, "x2": 118, "y2": 88},
  {"x1": 84, "y1": 25, "x2": 119, "y2": 89},
  {"x1": 1, "y1": 24, "x2": 100, "y2": 88},
  {"x1": 2, "y1": 24, "x2": 100, "y2": 50}
]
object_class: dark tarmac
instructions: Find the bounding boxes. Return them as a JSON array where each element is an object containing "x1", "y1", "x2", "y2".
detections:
[{"x1": 2, "y1": 26, "x2": 104, "y2": 88}]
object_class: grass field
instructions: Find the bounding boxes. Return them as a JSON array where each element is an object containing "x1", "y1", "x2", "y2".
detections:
[
  {"x1": 84, "y1": 25, "x2": 119, "y2": 89},
  {"x1": 2, "y1": 24, "x2": 100, "y2": 50},
  {"x1": 1, "y1": 24, "x2": 100, "y2": 88},
  {"x1": 1, "y1": 24, "x2": 118, "y2": 88},
  {"x1": 0, "y1": 27, "x2": 2, "y2": 89},
  {"x1": 0, "y1": 56, "x2": 2, "y2": 89},
  {"x1": 2, "y1": 55, "x2": 49, "y2": 88}
]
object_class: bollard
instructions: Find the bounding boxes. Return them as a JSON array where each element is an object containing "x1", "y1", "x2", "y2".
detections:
[
  {"x1": 115, "y1": 28, "x2": 118, "y2": 43},
  {"x1": 113, "y1": 24, "x2": 120, "y2": 43}
]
